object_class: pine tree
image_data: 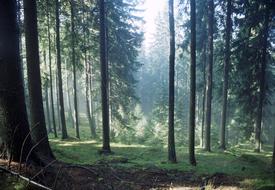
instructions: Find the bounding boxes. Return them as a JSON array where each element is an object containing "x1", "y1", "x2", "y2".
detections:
[
  {"x1": 168, "y1": 0, "x2": 177, "y2": 163},
  {"x1": 23, "y1": 0, "x2": 54, "y2": 159}
]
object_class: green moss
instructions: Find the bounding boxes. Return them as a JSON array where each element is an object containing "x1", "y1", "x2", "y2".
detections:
[{"x1": 49, "y1": 124, "x2": 275, "y2": 189}]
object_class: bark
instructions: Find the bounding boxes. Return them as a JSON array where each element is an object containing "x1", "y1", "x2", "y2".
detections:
[
  {"x1": 99, "y1": 0, "x2": 111, "y2": 153},
  {"x1": 46, "y1": 0, "x2": 57, "y2": 138},
  {"x1": 201, "y1": 43, "x2": 207, "y2": 148},
  {"x1": 56, "y1": 69, "x2": 61, "y2": 131},
  {"x1": 204, "y1": 0, "x2": 214, "y2": 152},
  {"x1": 255, "y1": 6, "x2": 270, "y2": 153},
  {"x1": 168, "y1": 0, "x2": 177, "y2": 163},
  {"x1": 70, "y1": 0, "x2": 80, "y2": 139},
  {"x1": 23, "y1": 0, "x2": 54, "y2": 159},
  {"x1": 220, "y1": 0, "x2": 232, "y2": 150},
  {"x1": 43, "y1": 51, "x2": 52, "y2": 133},
  {"x1": 189, "y1": 0, "x2": 196, "y2": 166},
  {"x1": 272, "y1": 136, "x2": 275, "y2": 169},
  {"x1": 89, "y1": 57, "x2": 97, "y2": 138},
  {"x1": 55, "y1": 0, "x2": 68, "y2": 139},
  {"x1": 0, "y1": 0, "x2": 34, "y2": 162},
  {"x1": 66, "y1": 61, "x2": 74, "y2": 127}
]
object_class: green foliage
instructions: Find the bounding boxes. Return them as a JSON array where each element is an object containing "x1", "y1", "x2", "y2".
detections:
[{"x1": 49, "y1": 125, "x2": 274, "y2": 189}]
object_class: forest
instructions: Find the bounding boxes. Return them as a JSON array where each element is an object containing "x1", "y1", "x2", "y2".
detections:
[{"x1": 0, "y1": 0, "x2": 275, "y2": 189}]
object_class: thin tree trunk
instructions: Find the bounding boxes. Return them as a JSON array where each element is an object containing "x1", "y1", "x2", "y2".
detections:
[
  {"x1": 255, "y1": 6, "x2": 270, "y2": 153},
  {"x1": 66, "y1": 60, "x2": 74, "y2": 127},
  {"x1": 220, "y1": 0, "x2": 232, "y2": 150},
  {"x1": 55, "y1": 0, "x2": 68, "y2": 139},
  {"x1": 23, "y1": 0, "x2": 54, "y2": 159},
  {"x1": 56, "y1": 69, "x2": 61, "y2": 131},
  {"x1": 47, "y1": 0, "x2": 57, "y2": 138},
  {"x1": 272, "y1": 136, "x2": 275, "y2": 169},
  {"x1": 70, "y1": 0, "x2": 80, "y2": 139},
  {"x1": 201, "y1": 43, "x2": 207, "y2": 148},
  {"x1": 99, "y1": 0, "x2": 111, "y2": 153},
  {"x1": 204, "y1": 0, "x2": 214, "y2": 152},
  {"x1": 89, "y1": 57, "x2": 97, "y2": 137},
  {"x1": 43, "y1": 51, "x2": 52, "y2": 133},
  {"x1": 168, "y1": 0, "x2": 177, "y2": 163},
  {"x1": 189, "y1": 0, "x2": 196, "y2": 166},
  {"x1": 0, "y1": 0, "x2": 35, "y2": 162}
]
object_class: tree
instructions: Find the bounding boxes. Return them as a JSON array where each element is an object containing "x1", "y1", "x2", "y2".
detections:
[
  {"x1": 55, "y1": 0, "x2": 68, "y2": 139},
  {"x1": 99, "y1": 0, "x2": 111, "y2": 153},
  {"x1": 70, "y1": 0, "x2": 80, "y2": 139},
  {"x1": 255, "y1": 4, "x2": 270, "y2": 152},
  {"x1": 46, "y1": 0, "x2": 57, "y2": 138},
  {"x1": 0, "y1": 0, "x2": 35, "y2": 162},
  {"x1": 189, "y1": 0, "x2": 196, "y2": 166},
  {"x1": 168, "y1": 0, "x2": 177, "y2": 163},
  {"x1": 272, "y1": 136, "x2": 275, "y2": 169},
  {"x1": 204, "y1": 0, "x2": 214, "y2": 152},
  {"x1": 220, "y1": 0, "x2": 232, "y2": 150},
  {"x1": 23, "y1": 0, "x2": 54, "y2": 159}
]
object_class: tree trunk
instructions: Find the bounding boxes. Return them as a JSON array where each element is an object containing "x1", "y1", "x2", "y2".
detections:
[
  {"x1": 23, "y1": 0, "x2": 54, "y2": 159},
  {"x1": 220, "y1": 0, "x2": 232, "y2": 151},
  {"x1": 89, "y1": 57, "x2": 97, "y2": 138},
  {"x1": 189, "y1": 0, "x2": 196, "y2": 166},
  {"x1": 56, "y1": 69, "x2": 61, "y2": 131},
  {"x1": 0, "y1": 0, "x2": 35, "y2": 162},
  {"x1": 255, "y1": 6, "x2": 270, "y2": 153},
  {"x1": 66, "y1": 60, "x2": 74, "y2": 127},
  {"x1": 272, "y1": 136, "x2": 275, "y2": 169},
  {"x1": 55, "y1": 0, "x2": 68, "y2": 139},
  {"x1": 204, "y1": 0, "x2": 214, "y2": 152},
  {"x1": 70, "y1": 0, "x2": 80, "y2": 139},
  {"x1": 43, "y1": 51, "x2": 53, "y2": 133},
  {"x1": 201, "y1": 43, "x2": 207, "y2": 148},
  {"x1": 46, "y1": 0, "x2": 57, "y2": 138},
  {"x1": 168, "y1": 0, "x2": 177, "y2": 163},
  {"x1": 99, "y1": 0, "x2": 111, "y2": 153}
]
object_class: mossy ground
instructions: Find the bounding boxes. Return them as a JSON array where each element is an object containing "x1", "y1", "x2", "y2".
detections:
[{"x1": 48, "y1": 121, "x2": 275, "y2": 189}]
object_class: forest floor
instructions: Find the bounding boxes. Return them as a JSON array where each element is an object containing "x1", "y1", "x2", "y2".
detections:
[{"x1": 0, "y1": 123, "x2": 274, "y2": 190}]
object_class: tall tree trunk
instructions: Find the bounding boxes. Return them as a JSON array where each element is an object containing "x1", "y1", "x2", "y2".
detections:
[
  {"x1": 66, "y1": 60, "x2": 74, "y2": 127},
  {"x1": 168, "y1": 0, "x2": 177, "y2": 163},
  {"x1": 55, "y1": 0, "x2": 68, "y2": 139},
  {"x1": 272, "y1": 136, "x2": 275, "y2": 169},
  {"x1": 99, "y1": 0, "x2": 111, "y2": 153},
  {"x1": 43, "y1": 51, "x2": 53, "y2": 133},
  {"x1": 0, "y1": 0, "x2": 36, "y2": 162},
  {"x1": 189, "y1": 0, "x2": 196, "y2": 166},
  {"x1": 201, "y1": 43, "x2": 207, "y2": 148},
  {"x1": 46, "y1": 0, "x2": 57, "y2": 138},
  {"x1": 56, "y1": 69, "x2": 61, "y2": 131},
  {"x1": 70, "y1": 0, "x2": 80, "y2": 139},
  {"x1": 255, "y1": 6, "x2": 270, "y2": 153},
  {"x1": 23, "y1": 0, "x2": 54, "y2": 159},
  {"x1": 220, "y1": 0, "x2": 232, "y2": 150},
  {"x1": 89, "y1": 57, "x2": 97, "y2": 137},
  {"x1": 204, "y1": 0, "x2": 214, "y2": 152},
  {"x1": 85, "y1": 54, "x2": 96, "y2": 138}
]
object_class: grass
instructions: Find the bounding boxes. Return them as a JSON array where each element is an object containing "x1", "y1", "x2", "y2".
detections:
[{"x1": 48, "y1": 118, "x2": 275, "y2": 189}]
